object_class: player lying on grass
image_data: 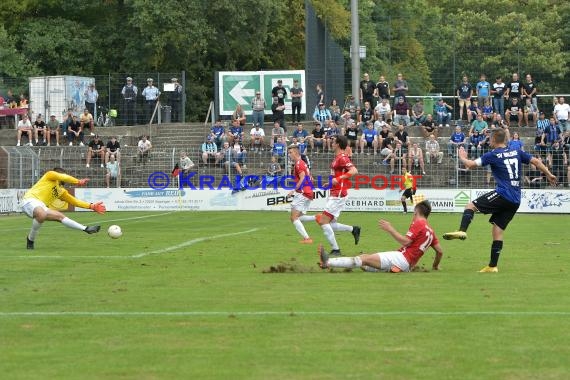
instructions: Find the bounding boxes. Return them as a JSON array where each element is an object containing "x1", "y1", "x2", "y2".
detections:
[
  {"x1": 319, "y1": 200, "x2": 443, "y2": 272},
  {"x1": 443, "y1": 128, "x2": 556, "y2": 273},
  {"x1": 20, "y1": 167, "x2": 106, "y2": 250}
]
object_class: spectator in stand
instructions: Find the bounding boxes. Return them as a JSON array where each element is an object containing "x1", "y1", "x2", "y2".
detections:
[
  {"x1": 179, "y1": 152, "x2": 195, "y2": 175},
  {"x1": 448, "y1": 126, "x2": 466, "y2": 157},
  {"x1": 66, "y1": 115, "x2": 84, "y2": 146},
  {"x1": 61, "y1": 108, "x2": 74, "y2": 137},
  {"x1": 425, "y1": 134, "x2": 443, "y2": 164},
  {"x1": 386, "y1": 141, "x2": 407, "y2": 174},
  {"x1": 548, "y1": 140, "x2": 566, "y2": 185},
  {"x1": 468, "y1": 130, "x2": 485, "y2": 159},
  {"x1": 249, "y1": 123, "x2": 266, "y2": 152},
  {"x1": 105, "y1": 154, "x2": 121, "y2": 188},
  {"x1": 359, "y1": 121, "x2": 378, "y2": 155},
  {"x1": 313, "y1": 101, "x2": 332, "y2": 128},
  {"x1": 377, "y1": 123, "x2": 390, "y2": 149},
  {"x1": 271, "y1": 79, "x2": 287, "y2": 106},
  {"x1": 292, "y1": 123, "x2": 308, "y2": 141},
  {"x1": 491, "y1": 76, "x2": 506, "y2": 119},
  {"x1": 374, "y1": 97, "x2": 392, "y2": 123},
  {"x1": 393, "y1": 97, "x2": 411, "y2": 127},
  {"x1": 105, "y1": 136, "x2": 121, "y2": 164},
  {"x1": 201, "y1": 136, "x2": 218, "y2": 164},
  {"x1": 491, "y1": 114, "x2": 509, "y2": 130},
  {"x1": 469, "y1": 113, "x2": 488, "y2": 136},
  {"x1": 266, "y1": 155, "x2": 283, "y2": 178},
  {"x1": 508, "y1": 132, "x2": 524, "y2": 151},
  {"x1": 80, "y1": 108, "x2": 95, "y2": 136},
  {"x1": 344, "y1": 120, "x2": 359, "y2": 150},
  {"x1": 271, "y1": 96, "x2": 286, "y2": 131},
  {"x1": 84, "y1": 83, "x2": 98, "y2": 118},
  {"x1": 46, "y1": 114, "x2": 60, "y2": 146},
  {"x1": 407, "y1": 142, "x2": 426, "y2": 174},
  {"x1": 505, "y1": 73, "x2": 523, "y2": 102},
  {"x1": 168, "y1": 78, "x2": 183, "y2": 122},
  {"x1": 358, "y1": 101, "x2": 374, "y2": 130},
  {"x1": 16, "y1": 114, "x2": 34, "y2": 147},
  {"x1": 375, "y1": 75, "x2": 390, "y2": 102},
  {"x1": 290, "y1": 80, "x2": 303, "y2": 123},
  {"x1": 482, "y1": 99, "x2": 494, "y2": 123},
  {"x1": 329, "y1": 98, "x2": 341, "y2": 124},
  {"x1": 467, "y1": 98, "x2": 481, "y2": 124},
  {"x1": 380, "y1": 131, "x2": 396, "y2": 165},
  {"x1": 251, "y1": 91, "x2": 266, "y2": 128},
  {"x1": 210, "y1": 119, "x2": 226, "y2": 149},
  {"x1": 232, "y1": 104, "x2": 247, "y2": 127},
  {"x1": 544, "y1": 117, "x2": 562, "y2": 146},
  {"x1": 392, "y1": 73, "x2": 409, "y2": 104},
  {"x1": 227, "y1": 118, "x2": 244, "y2": 145},
  {"x1": 142, "y1": 78, "x2": 160, "y2": 124},
  {"x1": 343, "y1": 95, "x2": 359, "y2": 121},
  {"x1": 137, "y1": 135, "x2": 152, "y2": 163},
  {"x1": 534, "y1": 112, "x2": 550, "y2": 158},
  {"x1": 457, "y1": 75, "x2": 473, "y2": 122},
  {"x1": 121, "y1": 77, "x2": 138, "y2": 126},
  {"x1": 270, "y1": 121, "x2": 285, "y2": 147},
  {"x1": 271, "y1": 137, "x2": 287, "y2": 163},
  {"x1": 86, "y1": 135, "x2": 105, "y2": 168},
  {"x1": 395, "y1": 123, "x2": 410, "y2": 152},
  {"x1": 523, "y1": 98, "x2": 539, "y2": 128},
  {"x1": 218, "y1": 141, "x2": 243, "y2": 175},
  {"x1": 505, "y1": 98, "x2": 523, "y2": 127},
  {"x1": 421, "y1": 114, "x2": 438, "y2": 138},
  {"x1": 325, "y1": 120, "x2": 340, "y2": 153},
  {"x1": 34, "y1": 114, "x2": 47, "y2": 146},
  {"x1": 522, "y1": 74, "x2": 538, "y2": 111},
  {"x1": 231, "y1": 138, "x2": 247, "y2": 169},
  {"x1": 309, "y1": 122, "x2": 325, "y2": 153},
  {"x1": 476, "y1": 74, "x2": 491, "y2": 106},
  {"x1": 434, "y1": 98, "x2": 453, "y2": 127},
  {"x1": 360, "y1": 73, "x2": 376, "y2": 107},
  {"x1": 553, "y1": 96, "x2": 570, "y2": 133},
  {"x1": 411, "y1": 98, "x2": 426, "y2": 126},
  {"x1": 315, "y1": 83, "x2": 324, "y2": 107}
]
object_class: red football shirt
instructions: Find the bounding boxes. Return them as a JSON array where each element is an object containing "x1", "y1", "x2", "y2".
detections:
[
  {"x1": 294, "y1": 159, "x2": 314, "y2": 200},
  {"x1": 399, "y1": 218, "x2": 439, "y2": 267},
  {"x1": 330, "y1": 153, "x2": 354, "y2": 197}
]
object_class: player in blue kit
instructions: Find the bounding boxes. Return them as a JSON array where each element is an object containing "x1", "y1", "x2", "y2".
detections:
[{"x1": 443, "y1": 129, "x2": 556, "y2": 272}]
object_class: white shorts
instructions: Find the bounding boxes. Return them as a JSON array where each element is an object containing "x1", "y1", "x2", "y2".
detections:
[
  {"x1": 291, "y1": 192, "x2": 311, "y2": 213},
  {"x1": 20, "y1": 198, "x2": 47, "y2": 218},
  {"x1": 375, "y1": 251, "x2": 411, "y2": 272},
  {"x1": 323, "y1": 196, "x2": 346, "y2": 220}
]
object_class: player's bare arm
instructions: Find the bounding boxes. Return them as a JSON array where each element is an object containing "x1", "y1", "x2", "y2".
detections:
[
  {"x1": 457, "y1": 146, "x2": 478, "y2": 169},
  {"x1": 432, "y1": 243, "x2": 444, "y2": 270},
  {"x1": 378, "y1": 219, "x2": 412, "y2": 246},
  {"x1": 530, "y1": 156, "x2": 557, "y2": 186}
]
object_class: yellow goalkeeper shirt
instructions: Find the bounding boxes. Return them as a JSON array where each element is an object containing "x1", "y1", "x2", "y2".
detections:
[
  {"x1": 403, "y1": 171, "x2": 414, "y2": 190},
  {"x1": 23, "y1": 171, "x2": 91, "y2": 210}
]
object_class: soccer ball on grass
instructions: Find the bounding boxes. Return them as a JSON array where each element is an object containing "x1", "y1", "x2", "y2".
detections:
[{"x1": 107, "y1": 225, "x2": 123, "y2": 239}]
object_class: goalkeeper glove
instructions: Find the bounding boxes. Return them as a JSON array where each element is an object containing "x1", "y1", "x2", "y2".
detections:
[
  {"x1": 90, "y1": 202, "x2": 106, "y2": 214},
  {"x1": 77, "y1": 178, "x2": 89, "y2": 186}
]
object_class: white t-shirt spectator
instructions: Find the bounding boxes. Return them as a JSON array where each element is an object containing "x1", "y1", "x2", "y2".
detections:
[{"x1": 554, "y1": 103, "x2": 570, "y2": 121}]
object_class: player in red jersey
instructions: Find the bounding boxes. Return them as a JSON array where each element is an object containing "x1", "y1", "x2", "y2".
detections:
[
  {"x1": 287, "y1": 145, "x2": 315, "y2": 243},
  {"x1": 315, "y1": 135, "x2": 361, "y2": 256},
  {"x1": 319, "y1": 200, "x2": 443, "y2": 272}
]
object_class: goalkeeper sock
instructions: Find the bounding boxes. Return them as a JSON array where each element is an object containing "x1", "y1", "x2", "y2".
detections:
[
  {"x1": 28, "y1": 218, "x2": 42, "y2": 241},
  {"x1": 61, "y1": 217, "x2": 86, "y2": 231},
  {"x1": 401, "y1": 201, "x2": 407, "y2": 213}
]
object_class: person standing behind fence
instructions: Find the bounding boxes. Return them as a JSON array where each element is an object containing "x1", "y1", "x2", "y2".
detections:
[
  {"x1": 121, "y1": 77, "x2": 138, "y2": 126},
  {"x1": 142, "y1": 78, "x2": 160, "y2": 124},
  {"x1": 251, "y1": 91, "x2": 266, "y2": 128},
  {"x1": 84, "y1": 83, "x2": 98, "y2": 118},
  {"x1": 290, "y1": 79, "x2": 303, "y2": 123},
  {"x1": 168, "y1": 78, "x2": 183, "y2": 122}
]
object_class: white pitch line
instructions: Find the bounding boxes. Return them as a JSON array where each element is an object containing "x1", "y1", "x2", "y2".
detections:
[
  {"x1": 0, "y1": 311, "x2": 569, "y2": 317},
  {"x1": 132, "y1": 228, "x2": 260, "y2": 258}
]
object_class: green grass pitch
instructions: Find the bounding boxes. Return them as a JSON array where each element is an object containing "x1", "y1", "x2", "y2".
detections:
[{"x1": 1, "y1": 211, "x2": 569, "y2": 379}]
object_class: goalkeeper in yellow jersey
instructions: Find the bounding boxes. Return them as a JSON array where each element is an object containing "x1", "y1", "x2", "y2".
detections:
[
  {"x1": 400, "y1": 167, "x2": 416, "y2": 214},
  {"x1": 20, "y1": 168, "x2": 106, "y2": 250}
]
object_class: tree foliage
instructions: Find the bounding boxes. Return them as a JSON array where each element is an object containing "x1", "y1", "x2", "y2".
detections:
[{"x1": 0, "y1": 0, "x2": 568, "y2": 120}]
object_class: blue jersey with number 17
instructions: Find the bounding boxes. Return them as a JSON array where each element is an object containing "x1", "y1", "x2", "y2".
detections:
[{"x1": 478, "y1": 147, "x2": 532, "y2": 204}]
